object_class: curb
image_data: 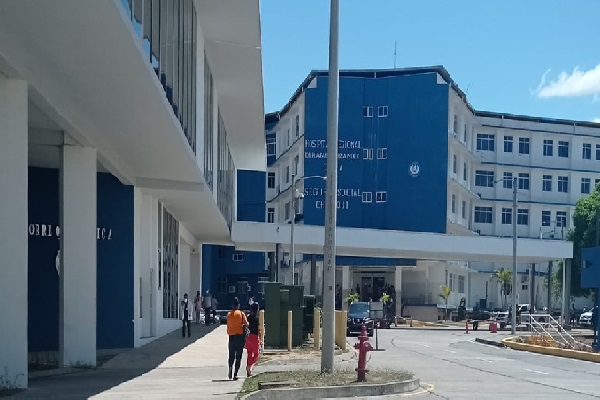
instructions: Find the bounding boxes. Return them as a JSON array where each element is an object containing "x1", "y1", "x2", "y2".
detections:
[
  {"x1": 30, "y1": 367, "x2": 89, "y2": 380},
  {"x1": 240, "y1": 378, "x2": 420, "y2": 399},
  {"x1": 502, "y1": 337, "x2": 600, "y2": 363},
  {"x1": 474, "y1": 338, "x2": 506, "y2": 348}
]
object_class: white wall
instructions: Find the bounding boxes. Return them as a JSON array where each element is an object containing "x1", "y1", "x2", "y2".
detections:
[{"x1": 0, "y1": 78, "x2": 28, "y2": 388}]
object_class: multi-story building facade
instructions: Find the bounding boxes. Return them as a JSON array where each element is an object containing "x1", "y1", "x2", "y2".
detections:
[
  {"x1": 265, "y1": 66, "x2": 598, "y2": 314},
  {"x1": 0, "y1": 0, "x2": 263, "y2": 388}
]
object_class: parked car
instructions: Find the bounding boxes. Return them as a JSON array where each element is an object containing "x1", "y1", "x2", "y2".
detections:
[
  {"x1": 495, "y1": 311, "x2": 509, "y2": 329},
  {"x1": 346, "y1": 302, "x2": 374, "y2": 337},
  {"x1": 579, "y1": 309, "x2": 593, "y2": 327}
]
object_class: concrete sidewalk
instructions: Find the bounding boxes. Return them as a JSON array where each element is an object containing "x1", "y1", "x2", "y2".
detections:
[{"x1": 14, "y1": 324, "x2": 245, "y2": 399}]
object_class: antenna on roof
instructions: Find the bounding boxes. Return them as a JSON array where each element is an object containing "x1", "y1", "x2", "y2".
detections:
[{"x1": 393, "y1": 41, "x2": 397, "y2": 69}]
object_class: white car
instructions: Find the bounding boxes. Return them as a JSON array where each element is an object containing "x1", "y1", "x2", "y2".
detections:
[{"x1": 579, "y1": 310, "x2": 593, "y2": 327}]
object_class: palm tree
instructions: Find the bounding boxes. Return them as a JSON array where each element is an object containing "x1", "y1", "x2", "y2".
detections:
[
  {"x1": 493, "y1": 268, "x2": 512, "y2": 309},
  {"x1": 439, "y1": 285, "x2": 452, "y2": 321}
]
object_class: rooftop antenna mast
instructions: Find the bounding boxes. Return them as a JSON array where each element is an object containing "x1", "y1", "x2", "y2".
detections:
[{"x1": 393, "y1": 41, "x2": 397, "y2": 68}]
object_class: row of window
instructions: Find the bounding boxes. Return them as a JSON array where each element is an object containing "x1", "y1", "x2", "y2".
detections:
[
  {"x1": 478, "y1": 134, "x2": 600, "y2": 161},
  {"x1": 474, "y1": 206, "x2": 567, "y2": 227},
  {"x1": 475, "y1": 170, "x2": 599, "y2": 194},
  {"x1": 362, "y1": 191, "x2": 388, "y2": 203},
  {"x1": 450, "y1": 195, "x2": 468, "y2": 219},
  {"x1": 363, "y1": 106, "x2": 388, "y2": 118}
]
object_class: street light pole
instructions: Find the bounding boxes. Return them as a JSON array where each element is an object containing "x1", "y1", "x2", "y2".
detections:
[
  {"x1": 290, "y1": 173, "x2": 297, "y2": 285},
  {"x1": 321, "y1": 0, "x2": 339, "y2": 373},
  {"x1": 511, "y1": 176, "x2": 518, "y2": 335}
]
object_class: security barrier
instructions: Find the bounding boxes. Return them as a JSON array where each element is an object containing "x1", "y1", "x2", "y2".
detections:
[{"x1": 334, "y1": 310, "x2": 347, "y2": 352}]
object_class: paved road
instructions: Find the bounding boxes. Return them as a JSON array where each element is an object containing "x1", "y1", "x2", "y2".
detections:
[{"x1": 334, "y1": 328, "x2": 600, "y2": 399}]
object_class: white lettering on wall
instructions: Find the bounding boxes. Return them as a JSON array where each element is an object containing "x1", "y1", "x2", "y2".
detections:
[
  {"x1": 304, "y1": 139, "x2": 362, "y2": 149},
  {"x1": 315, "y1": 200, "x2": 349, "y2": 210},
  {"x1": 304, "y1": 188, "x2": 362, "y2": 197},
  {"x1": 28, "y1": 223, "x2": 113, "y2": 240}
]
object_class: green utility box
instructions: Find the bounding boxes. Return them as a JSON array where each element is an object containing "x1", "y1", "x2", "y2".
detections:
[
  {"x1": 264, "y1": 282, "x2": 306, "y2": 348},
  {"x1": 303, "y1": 295, "x2": 316, "y2": 337}
]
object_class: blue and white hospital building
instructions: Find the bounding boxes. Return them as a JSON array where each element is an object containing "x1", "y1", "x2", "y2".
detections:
[{"x1": 0, "y1": 1, "x2": 583, "y2": 390}]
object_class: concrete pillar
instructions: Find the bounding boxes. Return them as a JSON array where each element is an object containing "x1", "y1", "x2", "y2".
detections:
[
  {"x1": 310, "y1": 254, "x2": 317, "y2": 295},
  {"x1": 0, "y1": 78, "x2": 28, "y2": 388},
  {"x1": 59, "y1": 145, "x2": 97, "y2": 367},
  {"x1": 395, "y1": 267, "x2": 403, "y2": 317},
  {"x1": 341, "y1": 266, "x2": 350, "y2": 310}
]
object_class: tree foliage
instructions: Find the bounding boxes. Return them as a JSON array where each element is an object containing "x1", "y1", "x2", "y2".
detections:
[
  {"x1": 439, "y1": 285, "x2": 451, "y2": 321},
  {"x1": 558, "y1": 185, "x2": 600, "y2": 297},
  {"x1": 492, "y1": 268, "x2": 512, "y2": 309}
]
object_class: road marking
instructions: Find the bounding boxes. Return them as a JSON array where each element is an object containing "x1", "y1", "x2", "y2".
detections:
[
  {"x1": 419, "y1": 343, "x2": 430, "y2": 348},
  {"x1": 525, "y1": 368, "x2": 550, "y2": 375},
  {"x1": 477, "y1": 357, "x2": 493, "y2": 363},
  {"x1": 445, "y1": 350, "x2": 457, "y2": 354}
]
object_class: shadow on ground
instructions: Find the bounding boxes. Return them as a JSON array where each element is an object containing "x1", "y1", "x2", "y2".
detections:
[{"x1": 11, "y1": 324, "x2": 218, "y2": 399}]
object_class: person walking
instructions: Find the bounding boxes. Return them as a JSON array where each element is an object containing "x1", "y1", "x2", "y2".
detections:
[
  {"x1": 194, "y1": 291, "x2": 202, "y2": 324},
  {"x1": 226, "y1": 297, "x2": 248, "y2": 380},
  {"x1": 245, "y1": 302, "x2": 261, "y2": 376},
  {"x1": 180, "y1": 293, "x2": 192, "y2": 338},
  {"x1": 203, "y1": 290, "x2": 213, "y2": 325}
]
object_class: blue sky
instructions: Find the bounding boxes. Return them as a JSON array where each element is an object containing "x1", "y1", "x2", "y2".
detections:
[{"x1": 260, "y1": 0, "x2": 600, "y2": 122}]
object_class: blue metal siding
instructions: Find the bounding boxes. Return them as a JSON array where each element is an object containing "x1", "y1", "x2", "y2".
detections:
[
  {"x1": 28, "y1": 168, "x2": 134, "y2": 352},
  {"x1": 302, "y1": 73, "x2": 448, "y2": 234}
]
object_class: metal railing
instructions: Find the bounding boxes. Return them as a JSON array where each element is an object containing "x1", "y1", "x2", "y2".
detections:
[{"x1": 522, "y1": 313, "x2": 592, "y2": 350}]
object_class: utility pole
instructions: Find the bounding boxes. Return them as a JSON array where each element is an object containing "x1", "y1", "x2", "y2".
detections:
[
  {"x1": 321, "y1": 0, "x2": 339, "y2": 373},
  {"x1": 290, "y1": 174, "x2": 297, "y2": 285},
  {"x1": 511, "y1": 176, "x2": 517, "y2": 335}
]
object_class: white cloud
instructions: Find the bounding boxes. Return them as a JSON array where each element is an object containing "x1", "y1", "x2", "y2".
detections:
[
  {"x1": 593, "y1": 118, "x2": 600, "y2": 123},
  {"x1": 535, "y1": 65, "x2": 600, "y2": 98}
]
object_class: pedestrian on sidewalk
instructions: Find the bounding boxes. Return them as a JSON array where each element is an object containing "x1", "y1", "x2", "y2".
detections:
[
  {"x1": 227, "y1": 297, "x2": 248, "y2": 380},
  {"x1": 245, "y1": 302, "x2": 261, "y2": 377},
  {"x1": 203, "y1": 290, "x2": 213, "y2": 325},
  {"x1": 194, "y1": 291, "x2": 202, "y2": 324},
  {"x1": 180, "y1": 293, "x2": 192, "y2": 338}
]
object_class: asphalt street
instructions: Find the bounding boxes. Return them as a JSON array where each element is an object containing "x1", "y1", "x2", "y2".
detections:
[{"x1": 334, "y1": 328, "x2": 600, "y2": 399}]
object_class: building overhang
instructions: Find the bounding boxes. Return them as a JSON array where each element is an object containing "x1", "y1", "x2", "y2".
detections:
[
  {"x1": 231, "y1": 222, "x2": 573, "y2": 264},
  {"x1": 196, "y1": 0, "x2": 266, "y2": 172}
]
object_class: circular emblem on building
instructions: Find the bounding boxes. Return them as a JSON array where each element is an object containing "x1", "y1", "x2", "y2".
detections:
[{"x1": 408, "y1": 162, "x2": 420, "y2": 178}]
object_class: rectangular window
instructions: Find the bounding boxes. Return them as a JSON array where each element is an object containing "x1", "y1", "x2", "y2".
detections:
[
  {"x1": 284, "y1": 202, "x2": 290, "y2": 220},
  {"x1": 543, "y1": 175, "x2": 552, "y2": 192},
  {"x1": 461, "y1": 200, "x2": 466, "y2": 218},
  {"x1": 518, "y1": 173, "x2": 530, "y2": 190},
  {"x1": 218, "y1": 276, "x2": 227, "y2": 294},
  {"x1": 517, "y1": 209, "x2": 529, "y2": 225},
  {"x1": 518, "y1": 137, "x2": 530, "y2": 155},
  {"x1": 558, "y1": 176, "x2": 569, "y2": 193},
  {"x1": 543, "y1": 139, "x2": 553, "y2": 156},
  {"x1": 583, "y1": 143, "x2": 592, "y2": 160},
  {"x1": 558, "y1": 141, "x2": 569, "y2": 158},
  {"x1": 582, "y1": 178, "x2": 591, "y2": 194},
  {"x1": 378, "y1": 106, "x2": 388, "y2": 117},
  {"x1": 474, "y1": 206, "x2": 493, "y2": 224},
  {"x1": 453, "y1": 154, "x2": 457, "y2": 173},
  {"x1": 458, "y1": 275, "x2": 465, "y2": 294},
  {"x1": 453, "y1": 115, "x2": 458, "y2": 134},
  {"x1": 362, "y1": 191, "x2": 372, "y2": 203},
  {"x1": 285, "y1": 166, "x2": 290, "y2": 183},
  {"x1": 266, "y1": 137, "x2": 276, "y2": 156},
  {"x1": 267, "y1": 172, "x2": 275, "y2": 189},
  {"x1": 232, "y1": 253, "x2": 244, "y2": 262},
  {"x1": 463, "y1": 163, "x2": 467, "y2": 181},
  {"x1": 363, "y1": 106, "x2": 373, "y2": 117},
  {"x1": 293, "y1": 155, "x2": 299, "y2": 175},
  {"x1": 363, "y1": 148, "x2": 373, "y2": 160},
  {"x1": 451, "y1": 194, "x2": 456, "y2": 214},
  {"x1": 377, "y1": 148, "x2": 388, "y2": 159},
  {"x1": 501, "y1": 207, "x2": 512, "y2": 225},
  {"x1": 267, "y1": 207, "x2": 274, "y2": 223},
  {"x1": 503, "y1": 172, "x2": 513, "y2": 189},
  {"x1": 503, "y1": 136, "x2": 513, "y2": 153},
  {"x1": 376, "y1": 191, "x2": 388, "y2": 203},
  {"x1": 556, "y1": 211, "x2": 567, "y2": 227},
  {"x1": 295, "y1": 115, "x2": 300, "y2": 138},
  {"x1": 476, "y1": 134, "x2": 495, "y2": 151},
  {"x1": 596, "y1": 144, "x2": 600, "y2": 160},
  {"x1": 542, "y1": 210, "x2": 551, "y2": 227},
  {"x1": 475, "y1": 170, "x2": 494, "y2": 187},
  {"x1": 286, "y1": 129, "x2": 290, "y2": 147}
]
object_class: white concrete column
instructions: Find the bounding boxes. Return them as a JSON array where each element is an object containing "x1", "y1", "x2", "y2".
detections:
[
  {"x1": 395, "y1": 267, "x2": 403, "y2": 317},
  {"x1": 59, "y1": 145, "x2": 97, "y2": 367},
  {"x1": 190, "y1": 250, "x2": 201, "y2": 296},
  {"x1": 341, "y1": 266, "x2": 350, "y2": 310},
  {"x1": 180, "y1": 243, "x2": 191, "y2": 298},
  {"x1": 0, "y1": 78, "x2": 28, "y2": 388},
  {"x1": 133, "y1": 187, "x2": 142, "y2": 346}
]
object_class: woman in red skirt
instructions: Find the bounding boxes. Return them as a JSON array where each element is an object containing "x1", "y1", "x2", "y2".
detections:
[{"x1": 245, "y1": 302, "x2": 261, "y2": 376}]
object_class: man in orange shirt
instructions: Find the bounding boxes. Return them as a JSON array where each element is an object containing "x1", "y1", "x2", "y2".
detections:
[{"x1": 226, "y1": 297, "x2": 248, "y2": 380}]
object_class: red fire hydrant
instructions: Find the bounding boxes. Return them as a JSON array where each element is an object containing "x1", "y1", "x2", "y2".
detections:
[{"x1": 354, "y1": 324, "x2": 373, "y2": 382}]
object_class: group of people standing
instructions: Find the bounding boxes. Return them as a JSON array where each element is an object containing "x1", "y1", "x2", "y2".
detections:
[{"x1": 226, "y1": 297, "x2": 261, "y2": 380}]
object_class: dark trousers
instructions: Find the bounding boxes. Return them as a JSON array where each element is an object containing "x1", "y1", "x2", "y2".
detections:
[
  {"x1": 228, "y1": 334, "x2": 245, "y2": 375},
  {"x1": 204, "y1": 307, "x2": 212, "y2": 325},
  {"x1": 182, "y1": 318, "x2": 191, "y2": 337}
]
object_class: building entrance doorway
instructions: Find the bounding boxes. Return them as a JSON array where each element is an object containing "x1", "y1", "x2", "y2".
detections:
[{"x1": 359, "y1": 274, "x2": 386, "y2": 302}]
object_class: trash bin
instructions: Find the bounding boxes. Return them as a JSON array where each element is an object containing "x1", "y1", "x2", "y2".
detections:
[{"x1": 489, "y1": 322, "x2": 498, "y2": 333}]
